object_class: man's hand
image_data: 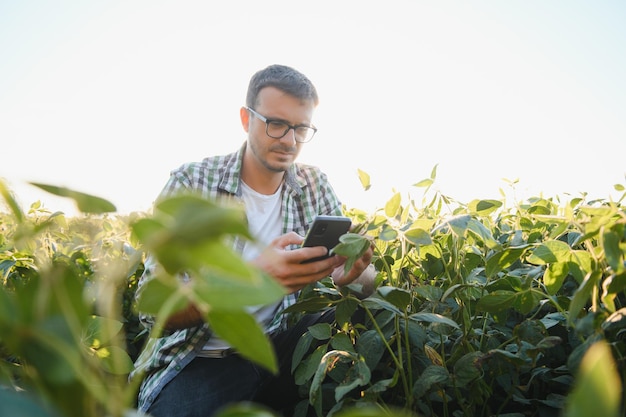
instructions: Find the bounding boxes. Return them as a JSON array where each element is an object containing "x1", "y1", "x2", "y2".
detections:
[
  {"x1": 331, "y1": 243, "x2": 376, "y2": 297},
  {"x1": 250, "y1": 232, "x2": 344, "y2": 293}
]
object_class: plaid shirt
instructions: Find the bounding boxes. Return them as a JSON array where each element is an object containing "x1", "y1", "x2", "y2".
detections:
[{"x1": 130, "y1": 142, "x2": 342, "y2": 412}]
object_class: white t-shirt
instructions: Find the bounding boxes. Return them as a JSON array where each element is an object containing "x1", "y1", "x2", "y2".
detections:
[{"x1": 201, "y1": 181, "x2": 284, "y2": 352}]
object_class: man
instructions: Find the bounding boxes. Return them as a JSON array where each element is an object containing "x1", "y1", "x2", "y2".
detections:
[{"x1": 131, "y1": 64, "x2": 375, "y2": 417}]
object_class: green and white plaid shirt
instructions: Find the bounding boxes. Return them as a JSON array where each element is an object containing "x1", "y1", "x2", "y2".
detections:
[{"x1": 130, "y1": 142, "x2": 342, "y2": 413}]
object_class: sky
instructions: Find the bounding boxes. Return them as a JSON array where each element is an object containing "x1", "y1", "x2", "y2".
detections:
[{"x1": 1, "y1": 1, "x2": 625, "y2": 216}]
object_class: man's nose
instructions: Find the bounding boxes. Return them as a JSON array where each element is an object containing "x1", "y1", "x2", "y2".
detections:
[{"x1": 280, "y1": 127, "x2": 297, "y2": 144}]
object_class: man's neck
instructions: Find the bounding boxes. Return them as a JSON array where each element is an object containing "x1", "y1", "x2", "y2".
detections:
[{"x1": 241, "y1": 162, "x2": 285, "y2": 195}]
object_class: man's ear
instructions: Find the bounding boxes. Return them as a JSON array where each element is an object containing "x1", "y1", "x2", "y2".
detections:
[{"x1": 240, "y1": 107, "x2": 250, "y2": 133}]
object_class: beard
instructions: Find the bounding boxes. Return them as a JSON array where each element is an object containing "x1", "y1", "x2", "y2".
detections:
[{"x1": 248, "y1": 137, "x2": 299, "y2": 173}]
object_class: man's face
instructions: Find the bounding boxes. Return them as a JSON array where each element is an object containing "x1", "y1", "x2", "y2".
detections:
[{"x1": 243, "y1": 86, "x2": 316, "y2": 173}]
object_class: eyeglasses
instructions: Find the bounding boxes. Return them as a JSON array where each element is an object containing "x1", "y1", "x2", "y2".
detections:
[{"x1": 245, "y1": 107, "x2": 317, "y2": 143}]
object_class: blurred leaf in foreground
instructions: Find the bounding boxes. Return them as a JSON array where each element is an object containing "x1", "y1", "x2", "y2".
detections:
[
  {"x1": 30, "y1": 182, "x2": 116, "y2": 214},
  {"x1": 563, "y1": 339, "x2": 621, "y2": 417}
]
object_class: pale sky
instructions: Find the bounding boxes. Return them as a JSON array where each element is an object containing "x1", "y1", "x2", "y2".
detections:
[{"x1": 1, "y1": 1, "x2": 625, "y2": 216}]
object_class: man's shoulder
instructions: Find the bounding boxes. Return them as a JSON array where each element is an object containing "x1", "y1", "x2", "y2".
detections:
[
  {"x1": 164, "y1": 149, "x2": 242, "y2": 195},
  {"x1": 173, "y1": 152, "x2": 238, "y2": 174}
]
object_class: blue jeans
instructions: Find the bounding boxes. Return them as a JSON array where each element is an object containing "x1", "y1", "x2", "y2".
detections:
[
  {"x1": 147, "y1": 311, "x2": 336, "y2": 417},
  {"x1": 148, "y1": 355, "x2": 270, "y2": 417}
]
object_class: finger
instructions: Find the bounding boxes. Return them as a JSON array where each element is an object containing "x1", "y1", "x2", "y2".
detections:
[
  {"x1": 271, "y1": 231, "x2": 305, "y2": 248},
  {"x1": 280, "y1": 267, "x2": 337, "y2": 293},
  {"x1": 290, "y1": 246, "x2": 332, "y2": 264}
]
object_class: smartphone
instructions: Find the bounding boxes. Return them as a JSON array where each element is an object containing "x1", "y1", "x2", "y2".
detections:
[{"x1": 301, "y1": 215, "x2": 352, "y2": 263}]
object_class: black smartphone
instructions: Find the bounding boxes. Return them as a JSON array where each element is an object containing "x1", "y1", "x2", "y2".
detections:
[{"x1": 301, "y1": 215, "x2": 352, "y2": 263}]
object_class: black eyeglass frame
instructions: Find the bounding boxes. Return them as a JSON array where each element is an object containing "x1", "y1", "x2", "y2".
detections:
[{"x1": 245, "y1": 106, "x2": 317, "y2": 143}]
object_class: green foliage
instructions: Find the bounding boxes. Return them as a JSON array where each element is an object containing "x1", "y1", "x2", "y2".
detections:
[
  {"x1": 0, "y1": 182, "x2": 286, "y2": 416},
  {"x1": 563, "y1": 339, "x2": 621, "y2": 417},
  {"x1": 0, "y1": 182, "x2": 144, "y2": 417},
  {"x1": 29, "y1": 183, "x2": 117, "y2": 214},
  {"x1": 2, "y1": 171, "x2": 626, "y2": 417},
  {"x1": 284, "y1": 171, "x2": 626, "y2": 417},
  {"x1": 131, "y1": 194, "x2": 285, "y2": 372}
]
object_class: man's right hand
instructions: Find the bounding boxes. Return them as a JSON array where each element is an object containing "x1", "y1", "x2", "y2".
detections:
[{"x1": 250, "y1": 232, "x2": 344, "y2": 293}]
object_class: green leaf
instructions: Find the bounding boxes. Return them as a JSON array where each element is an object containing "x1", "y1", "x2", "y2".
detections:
[
  {"x1": 569, "y1": 271, "x2": 602, "y2": 325},
  {"x1": 379, "y1": 224, "x2": 398, "y2": 241},
  {"x1": 468, "y1": 199, "x2": 503, "y2": 215},
  {"x1": 282, "y1": 297, "x2": 333, "y2": 314},
  {"x1": 357, "y1": 169, "x2": 371, "y2": 191},
  {"x1": 96, "y1": 345, "x2": 135, "y2": 374},
  {"x1": 433, "y1": 214, "x2": 471, "y2": 237},
  {"x1": 192, "y1": 265, "x2": 285, "y2": 311},
  {"x1": 0, "y1": 389, "x2": 62, "y2": 417},
  {"x1": 135, "y1": 277, "x2": 187, "y2": 316},
  {"x1": 527, "y1": 240, "x2": 572, "y2": 265},
  {"x1": 364, "y1": 375, "x2": 396, "y2": 396},
  {"x1": 362, "y1": 297, "x2": 403, "y2": 315},
  {"x1": 430, "y1": 164, "x2": 438, "y2": 180},
  {"x1": 603, "y1": 272, "x2": 626, "y2": 308},
  {"x1": 453, "y1": 351, "x2": 483, "y2": 386},
  {"x1": 477, "y1": 289, "x2": 539, "y2": 316},
  {"x1": 563, "y1": 340, "x2": 621, "y2": 417},
  {"x1": 0, "y1": 286, "x2": 17, "y2": 328},
  {"x1": 356, "y1": 330, "x2": 385, "y2": 370},
  {"x1": 214, "y1": 402, "x2": 277, "y2": 417},
  {"x1": 83, "y1": 315, "x2": 124, "y2": 347},
  {"x1": 384, "y1": 192, "x2": 402, "y2": 218},
  {"x1": 413, "y1": 365, "x2": 450, "y2": 397},
  {"x1": 23, "y1": 331, "x2": 77, "y2": 385},
  {"x1": 30, "y1": 182, "x2": 116, "y2": 213},
  {"x1": 330, "y1": 332, "x2": 355, "y2": 353},
  {"x1": 130, "y1": 218, "x2": 168, "y2": 245},
  {"x1": 310, "y1": 350, "x2": 358, "y2": 405},
  {"x1": 409, "y1": 312, "x2": 460, "y2": 330},
  {"x1": 0, "y1": 180, "x2": 25, "y2": 222},
  {"x1": 515, "y1": 289, "x2": 540, "y2": 314},
  {"x1": 485, "y1": 246, "x2": 528, "y2": 277},
  {"x1": 334, "y1": 359, "x2": 371, "y2": 402},
  {"x1": 335, "y1": 297, "x2": 358, "y2": 327},
  {"x1": 514, "y1": 319, "x2": 546, "y2": 345},
  {"x1": 332, "y1": 233, "x2": 372, "y2": 273},
  {"x1": 543, "y1": 262, "x2": 569, "y2": 295},
  {"x1": 488, "y1": 349, "x2": 530, "y2": 366},
  {"x1": 136, "y1": 198, "x2": 256, "y2": 276},
  {"x1": 155, "y1": 194, "x2": 251, "y2": 243},
  {"x1": 292, "y1": 332, "x2": 313, "y2": 373},
  {"x1": 335, "y1": 233, "x2": 371, "y2": 254},
  {"x1": 467, "y1": 218, "x2": 500, "y2": 250},
  {"x1": 569, "y1": 250, "x2": 594, "y2": 283},
  {"x1": 333, "y1": 405, "x2": 417, "y2": 417},
  {"x1": 206, "y1": 309, "x2": 277, "y2": 374},
  {"x1": 602, "y1": 308, "x2": 626, "y2": 334},
  {"x1": 308, "y1": 323, "x2": 332, "y2": 340},
  {"x1": 403, "y1": 227, "x2": 432, "y2": 246},
  {"x1": 294, "y1": 344, "x2": 327, "y2": 385},
  {"x1": 132, "y1": 196, "x2": 254, "y2": 275},
  {"x1": 413, "y1": 178, "x2": 433, "y2": 188},
  {"x1": 602, "y1": 230, "x2": 623, "y2": 272},
  {"x1": 377, "y1": 286, "x2": 411, "y2": 310}
]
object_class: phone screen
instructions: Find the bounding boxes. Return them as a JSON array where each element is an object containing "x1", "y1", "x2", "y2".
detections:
[{"x1": 301, "y1": 215, "x2": 352, "y2": 263}]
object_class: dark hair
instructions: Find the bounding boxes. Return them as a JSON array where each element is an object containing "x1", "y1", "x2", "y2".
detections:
[{"x1": 246, "y1": 64, "x2": 319, "y2": 108}]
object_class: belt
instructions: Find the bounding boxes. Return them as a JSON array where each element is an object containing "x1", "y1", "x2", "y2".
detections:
[{"x1": 200, "y1": 348, "x2": 235, "y2": 358}]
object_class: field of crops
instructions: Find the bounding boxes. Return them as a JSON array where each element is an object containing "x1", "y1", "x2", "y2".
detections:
[{"x1": 1, "y1": 177, "x2": 625, "y2": 417}]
